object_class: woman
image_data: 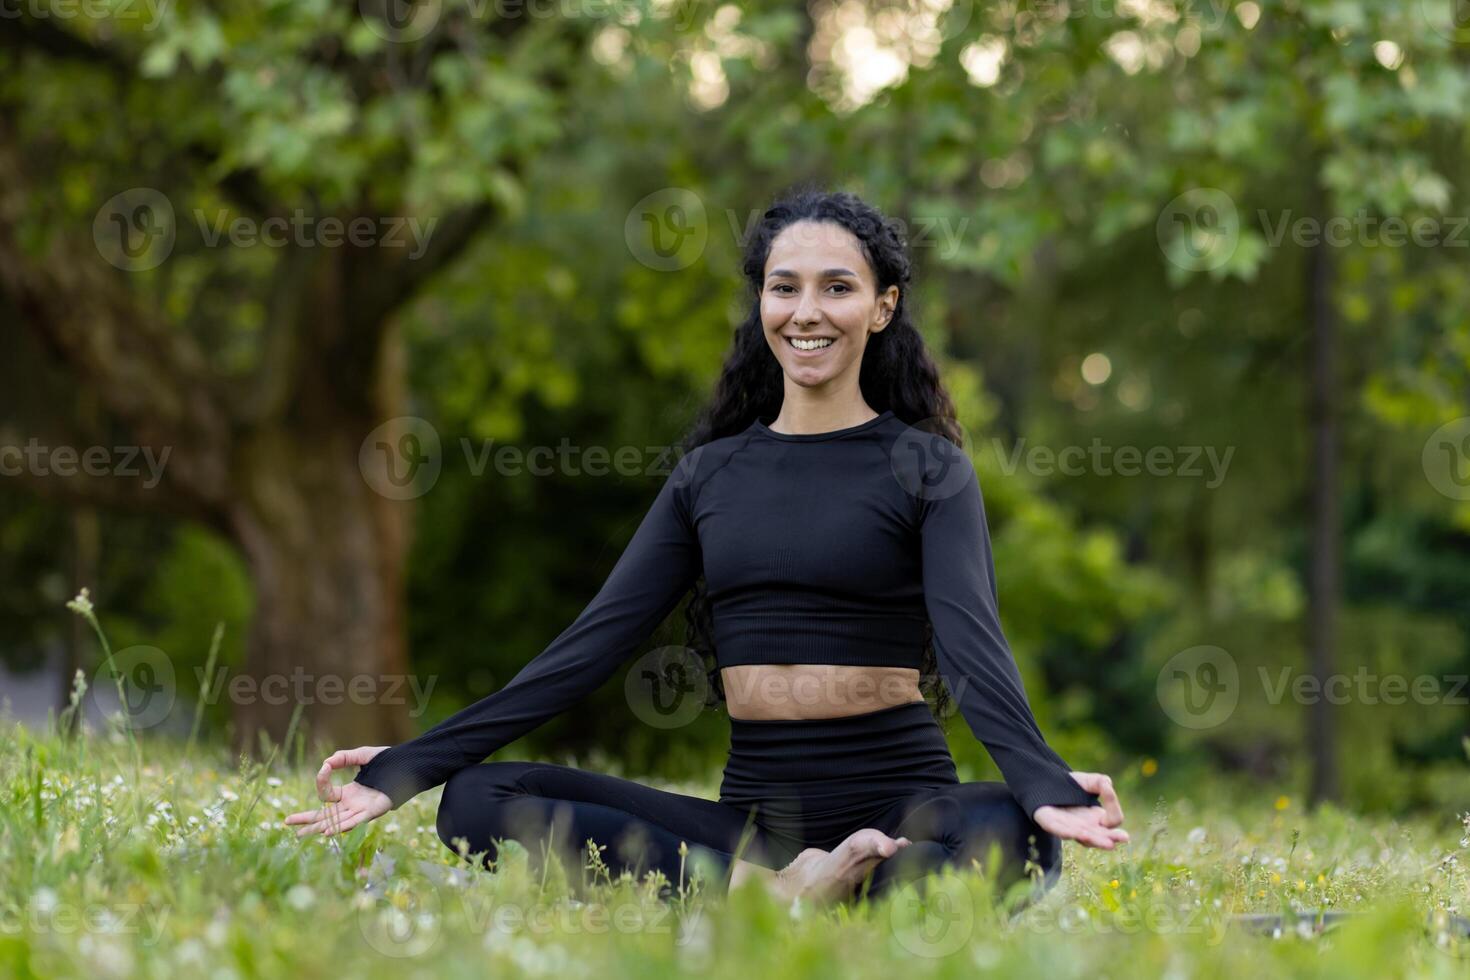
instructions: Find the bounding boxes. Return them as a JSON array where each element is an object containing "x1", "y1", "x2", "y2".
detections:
[{"x1": 285, "y1": 188, "x2": 1128, "y2": 905}]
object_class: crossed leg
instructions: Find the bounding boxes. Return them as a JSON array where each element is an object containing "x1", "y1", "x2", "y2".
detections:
[
  {"x1": 857, "y1": 781, "x2": 1063, "y2": 903},
  {"x1": 434, "y1": 761, "x2": 794, "y2": 898}
]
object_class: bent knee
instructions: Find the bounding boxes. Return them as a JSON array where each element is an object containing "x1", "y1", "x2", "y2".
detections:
[
  {"x1": 435, "y1": 763, "x2": 527, "y2": 854},
  {"x1": 435, "y1": 768, "x2": 477, "y2": 851},
  {"x1": 957, "y1": 790, "x2": 1061, "y2": 881}
]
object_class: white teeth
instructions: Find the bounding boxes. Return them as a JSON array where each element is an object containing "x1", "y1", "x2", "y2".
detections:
[{"x1": 790, "y1": 337, "x2": 834, "y2": 350}]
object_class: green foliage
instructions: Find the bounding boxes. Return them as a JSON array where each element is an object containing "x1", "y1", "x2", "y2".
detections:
[{"x1": 2, "y1": 0, "x2": 1468, "y2": 810}]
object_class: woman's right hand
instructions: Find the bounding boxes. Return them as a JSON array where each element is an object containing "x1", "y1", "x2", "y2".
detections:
[
  {"x1": 1032, "y1": 771, "x2": 1129, "y2": 850},
  {"x1": 283, "y1": 745, "x2": 393, "y2": 839}
]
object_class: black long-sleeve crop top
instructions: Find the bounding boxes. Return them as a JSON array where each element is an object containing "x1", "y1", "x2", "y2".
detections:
[{"x1": 353, "y1": 409, "x2": 1101, "y2": 818}]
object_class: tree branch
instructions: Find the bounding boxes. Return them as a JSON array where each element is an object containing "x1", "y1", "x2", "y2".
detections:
[
  {"x1": 0, "y1": 115, "x2": 233, "y2": 512},
  {"x1": 0, "y1": 10, "x2": 132, "y2": 73},
  {"x1": 0, "y1": 426, "x2": 226, "y2": 531},
  {"x1": 348, "y1": 199, "x2": 497, "y2": 331}
]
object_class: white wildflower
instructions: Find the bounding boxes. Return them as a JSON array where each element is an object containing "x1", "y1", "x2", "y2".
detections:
[
  {"x1": 77, "y1": 934, "x2": 132, "y2": 978},
  {"x1": 32, "y1": 887, "x2": 58, "y2": 913},
  {"x1": 285, "y1": 884, "x2": 316, "y2": 911},
  {"x1": 175, "y1": 939, "x2": 206, "y2": 967}
]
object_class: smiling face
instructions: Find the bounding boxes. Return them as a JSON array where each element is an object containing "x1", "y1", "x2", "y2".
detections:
[{"x1": 761, "y1": 220, "x2": 898, "y2": 393}]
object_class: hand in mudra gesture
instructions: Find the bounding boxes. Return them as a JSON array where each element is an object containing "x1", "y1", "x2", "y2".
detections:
[
  {"x1": 1032, "y1": 771, "x2": 1129, "y2": 849},
  {"x1": 283, "y1": 746, "x2": 394, "y2": 839}
]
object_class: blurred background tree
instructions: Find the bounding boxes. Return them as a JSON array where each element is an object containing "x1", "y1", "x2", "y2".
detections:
[{"x1": 1, "y1": 0, "x2": 1466, "y2": 813}]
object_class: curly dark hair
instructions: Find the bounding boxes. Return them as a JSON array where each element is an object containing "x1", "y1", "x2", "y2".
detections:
[{"x1": 676, "y1": 184, "x2": 968, "y2": 728}]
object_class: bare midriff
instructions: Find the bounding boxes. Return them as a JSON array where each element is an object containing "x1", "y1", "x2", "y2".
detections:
[{"x1": 720, "y1": 664, "x2": 923, "y2": 720}]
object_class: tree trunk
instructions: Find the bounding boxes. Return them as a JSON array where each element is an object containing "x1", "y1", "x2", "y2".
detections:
[
  {"x1": 223, "y1": 251, "x2": 417, "y2": 755},
  {"x1": 1305, "y1": 186, "x2": 1340, "y2": 806},
  {"x1": 225, "y1": 417, "x2": 414, "y2": 753}
]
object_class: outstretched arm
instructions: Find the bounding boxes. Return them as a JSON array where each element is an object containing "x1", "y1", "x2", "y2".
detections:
[
  {"x1": 351, "y1": 457, "x2": 704, "y2": 809},
  {"x1": 915, "y1": 436, "x2": 1102, "y2": 820}
]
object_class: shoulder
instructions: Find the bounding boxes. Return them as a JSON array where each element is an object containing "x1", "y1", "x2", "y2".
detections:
[
  {"x1": 875, "y1": 415, "x2": 977, "y2": 506},
  {"x1": 667, "y1": 429, "x2": 759, "y2": 497}
]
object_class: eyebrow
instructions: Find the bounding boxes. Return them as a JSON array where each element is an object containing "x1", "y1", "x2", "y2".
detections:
[{"x1": 766, "y1": 268, "x2": 859, "y2": 280}]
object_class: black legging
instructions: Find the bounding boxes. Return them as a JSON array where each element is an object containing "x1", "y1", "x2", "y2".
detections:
[{"x1": 433, "y1": 701, "x2": 1062, "y2": 902}]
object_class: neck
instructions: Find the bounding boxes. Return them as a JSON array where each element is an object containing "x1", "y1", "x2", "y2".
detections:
[{"x1": 767, "y1": 391, "x2": 878, "y2": 436}]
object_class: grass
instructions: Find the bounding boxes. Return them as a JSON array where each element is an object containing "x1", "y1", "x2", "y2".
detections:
[
  {"x1": 4, "y1": 595, "x2": 1469, "y2": 977},
  {"x1": 3, "y1": 714, "x2": 1470, "y2": 979}
]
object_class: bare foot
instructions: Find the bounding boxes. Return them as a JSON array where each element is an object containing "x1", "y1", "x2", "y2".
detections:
[{"x1": 772, "y1": 829, "x2": 911, "y2": 905}]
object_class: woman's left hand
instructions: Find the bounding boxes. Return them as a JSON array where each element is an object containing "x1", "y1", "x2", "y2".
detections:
[{"x1": 1032, "y1": 771, "x2": 1129, "y2": 850}]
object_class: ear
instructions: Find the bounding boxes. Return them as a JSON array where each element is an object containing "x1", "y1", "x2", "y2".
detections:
[{"x1": 872, "y1": 285, "x2": 899, "y2": 332}]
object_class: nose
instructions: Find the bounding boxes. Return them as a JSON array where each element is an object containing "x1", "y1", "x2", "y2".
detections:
[{"x1": 792, "y1": 288, "x2": 820, "y2": 327}]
